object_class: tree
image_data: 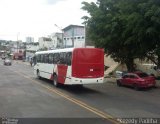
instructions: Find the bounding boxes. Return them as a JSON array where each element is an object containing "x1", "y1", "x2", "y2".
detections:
[{"x1": 82, "y1": 0, "x2": 160, "y2": 71}]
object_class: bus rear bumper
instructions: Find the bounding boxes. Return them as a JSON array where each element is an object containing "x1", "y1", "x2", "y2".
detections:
[{"x1": 65, "y1": 77, "x2": 104, "y2": 85}]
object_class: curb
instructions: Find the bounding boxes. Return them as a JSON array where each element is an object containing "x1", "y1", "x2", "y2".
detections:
[{"x1": 104, "y1": 77, "x2": 116, "y2": 84}]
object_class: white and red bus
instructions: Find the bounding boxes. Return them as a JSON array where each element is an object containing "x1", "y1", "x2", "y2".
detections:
[{"x1": 34, "y1": 48, "x2": 104, "y2": 87}]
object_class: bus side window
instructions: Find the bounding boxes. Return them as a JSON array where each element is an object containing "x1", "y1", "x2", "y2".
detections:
[
  {"x1": 49, "y1": 53, "x2": 53, "y2": 64},
  {"x1": 59, "y1": 52, "x2": 66, "y2": 64},
  {"x1": 44, "y1": 54, "x2": 49, "y2": 63},
  {"x1": 39, "y1": 55, "x2": 42, "y2": 63},
  {"x1": 44, "y1": 54, "x2": 46, "y2": 63},
  {"x1": 54, "y1": 53, "x2": 60, "y2": 64},
  {"x1": 63, "y1": 52, "x2": 67, "y2": 65},
  {"x1": 41, "y1": 54, "x2": 45, "y2": 63},
  {"x1": 66, "y1": 52, "x2": 72, "y2": 65},
  {"x1": 36, "y1": 55, "x2": 40, "y2": 63},
  {"x1": 53, "y1": 53, "x2": 55, "y2": 64}
]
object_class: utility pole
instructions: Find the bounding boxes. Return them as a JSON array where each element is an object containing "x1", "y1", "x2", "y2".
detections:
[
  {"x1": 17, "y1": 32, "x2": 20, "y2": 52},
  {"x1": 72, "y1": 27, "x2": 74, "y2": 48}
]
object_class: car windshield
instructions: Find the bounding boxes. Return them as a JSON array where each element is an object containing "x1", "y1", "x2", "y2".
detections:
[{"x1": 136, "y1": 73, "x2": 148, "y2": 78}]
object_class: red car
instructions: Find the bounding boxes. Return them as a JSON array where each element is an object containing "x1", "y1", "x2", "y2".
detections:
[{"x1": 117, "y1": 72, "x2": 156, "y2": 90}]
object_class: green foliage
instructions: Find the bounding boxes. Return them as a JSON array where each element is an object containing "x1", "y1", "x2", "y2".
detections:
[{"x1": 82, "y1": 0, "x2": 160, "y2": 71}]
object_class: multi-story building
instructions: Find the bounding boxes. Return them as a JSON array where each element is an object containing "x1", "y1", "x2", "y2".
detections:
[
  {"x1": 38, "y1": 37, "x2": 53, "y2": 50},
  {"x1": 10, "y1": 40, "x2": 24, "y2": 53},
  {"x1": 26, "y1": 42, "x2": 39, "y2": 61},
  {"x1": 63, "y1": 25, "x2": 85, "y2": 48},
  {"x1": 38, "y1": 33, "x2": 63, "y2": 50},
  {"x1": 26, "y1": 37, "x2": 34, "y2": 43},
  {"x1": 49, "y1": 33, "x2": 63, "y2": 49}
]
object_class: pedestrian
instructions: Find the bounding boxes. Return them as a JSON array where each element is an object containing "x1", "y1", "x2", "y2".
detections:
[{"x1": 30, "y1": 58, "x2": 33, "y2": 67}]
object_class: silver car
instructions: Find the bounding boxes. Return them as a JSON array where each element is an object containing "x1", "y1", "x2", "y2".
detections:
[{"x1": 4, "y1": 58, "x2": 12, "y2": 66}]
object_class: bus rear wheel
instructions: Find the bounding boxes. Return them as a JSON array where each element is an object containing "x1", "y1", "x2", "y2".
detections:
[{"x1": 53, "y1": 75, "x2": 59, "y2": 87}]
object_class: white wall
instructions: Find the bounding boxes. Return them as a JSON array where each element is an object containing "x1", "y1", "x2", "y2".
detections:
[
  {"x1": 39, "y1": 37, "x2": 55, "y2": 50},
  {"x1": 26, "y1": 44, "x2": 39, "y2": 51}
]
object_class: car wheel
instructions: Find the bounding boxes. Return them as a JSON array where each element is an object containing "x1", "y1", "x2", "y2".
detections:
[
  {"x1": 153, "y1": 84, "x2": 157, "y2": 88},
  {"x1": 133, "y1": 84, "x2": 139, "y2": 91},
  {"x1": 53, "y1": 75, "x2": 59, "y2": 87},
  {"x1": 117, "y1": 80, "x2": 122, "y2": 87}
]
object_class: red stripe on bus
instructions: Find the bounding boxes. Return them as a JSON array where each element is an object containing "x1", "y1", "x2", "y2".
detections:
[{"x1": 57, "y1": 65, "x2": 68, "y2": 84}]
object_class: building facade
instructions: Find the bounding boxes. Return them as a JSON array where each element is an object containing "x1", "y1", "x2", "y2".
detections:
[
  {"x1": 26, "y1": 37, "x2": 34, "y2": 43},
  {"x1": 49, "y1": 33, "x2": 63, "y2": 49},
  {"x1": 38, "y1": 37, "x2": 53, "y2": 50},
  {"x1": 26, "y1": 42, "x2": 39, "y2": 61},
  {"x1": 63, "y1": 25, "x2": 85, "y2": 48}
]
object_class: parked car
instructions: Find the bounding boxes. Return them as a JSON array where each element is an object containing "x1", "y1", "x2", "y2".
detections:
[
  {"x1": 1, "y1": 55, "x2": 6, "y2": 60},
  {"x1": 4, "y1": 58, "x2": 12, "y2": 66},
  {"x1": 117, "y1": 71, "x2": 156, "y2": 90}
]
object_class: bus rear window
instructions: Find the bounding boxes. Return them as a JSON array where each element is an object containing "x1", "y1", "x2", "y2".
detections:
[{"x1": 76, "y1": 49, "x2": 103, "y2": 64}]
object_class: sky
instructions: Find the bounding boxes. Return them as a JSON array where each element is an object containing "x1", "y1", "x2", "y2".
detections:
[{"x1": 0, "y1": 0, "x2": 96, "y2": 42}]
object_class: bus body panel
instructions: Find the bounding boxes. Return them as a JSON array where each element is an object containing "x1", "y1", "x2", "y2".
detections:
[
  {"x1": 72, "y1": 48, "x2": 104, "y2": 78},
  {"x1": 34, "y1": 63, "x2": 54, "y2": 79},
  {"x1": 63, "y1": 66, "x2": 72, "y2": 84},
  {"x1": 57, "y1": 64, "x2": 68, "y2": 84}
]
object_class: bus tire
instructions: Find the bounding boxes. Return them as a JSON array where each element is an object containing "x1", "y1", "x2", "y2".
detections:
[
  {"x1": 37, "y1": 70, "x2": 41, "y2": 79},
  {"x1": 53, "y1": 75, "x2": 59, "y2": 87}
]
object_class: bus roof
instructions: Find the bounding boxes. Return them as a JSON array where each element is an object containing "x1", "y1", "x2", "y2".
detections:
[
  {"x1": 35, "y1": 47, "x2": 103, "y2": 55},
  {"x1": 35, "y1": 48, "x2": 74, "y2": 54}
]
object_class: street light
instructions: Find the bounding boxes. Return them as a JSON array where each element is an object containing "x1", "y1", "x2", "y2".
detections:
[
  {"x1": 17, "y1": 32, "x2": 20, "y2": 52},
  {"x1": 54, "y1": 24, "x2": 65, "y2": 48}
]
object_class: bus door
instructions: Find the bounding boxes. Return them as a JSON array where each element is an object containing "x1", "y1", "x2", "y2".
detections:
[{"x1": 56, "y1": 52, "x2": 68, "y2": 84}]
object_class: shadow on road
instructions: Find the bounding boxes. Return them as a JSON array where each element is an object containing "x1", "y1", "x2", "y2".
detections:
[
  {"x1": 35, "y1": 78, "x2": 103, "y2": 95},
  {"x1": 118, "y1": 85, "x2": 159, "y2": 92}
]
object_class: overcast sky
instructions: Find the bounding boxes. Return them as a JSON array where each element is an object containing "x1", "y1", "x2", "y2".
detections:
[{"x1": 0, "y1": 0, "x2": 96, "y2": 41}]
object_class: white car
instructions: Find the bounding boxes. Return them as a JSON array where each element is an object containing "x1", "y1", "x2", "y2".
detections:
[{"x1": 4, "y1": 58, "x2": 12, "y2": 66}]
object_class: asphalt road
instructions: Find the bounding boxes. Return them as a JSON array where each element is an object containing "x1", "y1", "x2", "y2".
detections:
[{"x1": 0, "y1": 59, "x2": 160, "y2": 124}]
